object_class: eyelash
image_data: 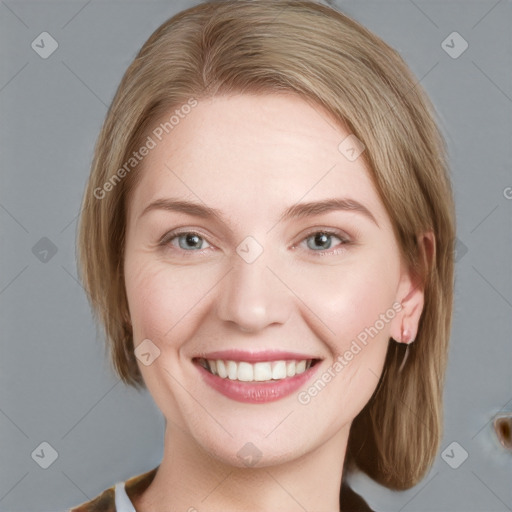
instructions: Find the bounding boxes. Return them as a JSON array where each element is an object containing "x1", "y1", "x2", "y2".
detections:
[
  {"x1": 158, "y1": 228, "x2": 353, "y2": 257},
  {"x1": 298, "y1": 229, "x2": 353, "y2": 256}
]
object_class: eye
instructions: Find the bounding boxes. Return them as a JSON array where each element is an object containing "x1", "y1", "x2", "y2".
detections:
[
  {"x1": 300, "y1": 230, "x2": 351, "y2": 255},
  {"x1": 159, "y1": 228, "x2": 352, "y2": 257},
  {"x1": 161, "y1": 231, "x2": 212, "y2": 252}
]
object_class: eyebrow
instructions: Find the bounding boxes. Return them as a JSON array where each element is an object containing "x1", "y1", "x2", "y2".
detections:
[
  {"x1": 279, "y1": 198, "x2": 378, "y2": 226},
  {"x1": 139, "y1": 197, "x2": 379, "y2": 227}
]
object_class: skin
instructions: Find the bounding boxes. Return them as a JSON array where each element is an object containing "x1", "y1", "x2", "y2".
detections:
[{"x1": 123, "y1": 93, "x2": 430, "y2": 512}]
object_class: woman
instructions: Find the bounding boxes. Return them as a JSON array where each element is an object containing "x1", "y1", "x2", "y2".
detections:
[{"x1": 71, "y1": 0, "x2": 455, "y2": 510}]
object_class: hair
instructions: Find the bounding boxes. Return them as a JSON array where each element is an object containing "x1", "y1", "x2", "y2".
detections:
[{"x1": 77, "y1": 0, "x2": 455, "y2": 491}]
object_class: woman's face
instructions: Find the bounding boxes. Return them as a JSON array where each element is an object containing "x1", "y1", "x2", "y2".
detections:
[{"x1": 124, "y1": 93, "x2": 414, "y2": 467}]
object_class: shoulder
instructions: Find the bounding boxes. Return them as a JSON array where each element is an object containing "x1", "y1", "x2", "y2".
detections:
[
  {"x1": 69, "y1": 468, "x2": 374, "y2": 512},
  {"x1": 68, "y1": 467, "x2": 158, "y2": 512},
  {"x1": 68, "y1": 486, "x2": 116, "y2": 512},
  {"x1": 340, "y1": 480, "x2": 375, "y2": 512}
]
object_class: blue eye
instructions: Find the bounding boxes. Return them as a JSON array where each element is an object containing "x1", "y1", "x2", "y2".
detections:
[
  {"x1": 166, "y1": 232, "x2": 211, "y2": 251},
  {"x1": 302, "y1": 231, "x2": 350, "y2": 254},
  {"x1": 160, "y1": 229, "x2": 351, "y2": 257}
]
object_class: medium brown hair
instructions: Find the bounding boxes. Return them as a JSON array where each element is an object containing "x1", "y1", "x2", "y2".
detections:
[{"x1": 77, "y1": 0, "x2": 455, "y2": 490}]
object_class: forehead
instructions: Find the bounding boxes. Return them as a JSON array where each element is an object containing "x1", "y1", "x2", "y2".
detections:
[{"x1": 127, "y1": 93, "x2": 388, "y2": 228}]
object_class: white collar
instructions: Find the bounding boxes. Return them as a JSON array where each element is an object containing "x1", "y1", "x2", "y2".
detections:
[{"x1": 114, "y1": 482, "x2": 136, "y2": 512}]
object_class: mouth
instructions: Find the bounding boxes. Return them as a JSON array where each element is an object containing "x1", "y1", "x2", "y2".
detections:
[
  {"x1": 194, "y1": 357, "x2": 320, "y2": 382},
  {"x1": 192, "y1": 354, "x2": 322, "y2": 403}
]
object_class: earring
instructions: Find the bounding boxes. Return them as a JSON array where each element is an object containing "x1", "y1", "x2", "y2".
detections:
[
  {"x1": 398, "y1": 326, "x2": 415, "y2": 373},
  {"x1": 401, "y1": 327, "x2": 414, "y2": 344}
]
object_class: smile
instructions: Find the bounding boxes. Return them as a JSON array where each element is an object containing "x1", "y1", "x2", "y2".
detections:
[
  {"x1": 193, "y1": 353, "x2": 322, "y2": 403},
  {"x1": 197, "y1": 358, "x2": 316, "y2": 382}
]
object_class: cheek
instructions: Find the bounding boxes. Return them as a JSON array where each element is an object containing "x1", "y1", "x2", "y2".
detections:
[
  {"x1": 291, "y1": 257, "x2": 400, "y2": 423},
  {"x1": 124, "y1": 255, "x2": 214, "y2": 343},
  {"x1": 125, "y1": 258, "x2": 167, "y2": 340},
  {"x1": 287, "y1": 252, "x2": 401, "y2": 355}
]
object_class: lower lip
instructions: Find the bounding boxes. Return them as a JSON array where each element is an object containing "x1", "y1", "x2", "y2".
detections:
[{"x1": 195, "y1": 362, "x2": 321, "y2": 403}]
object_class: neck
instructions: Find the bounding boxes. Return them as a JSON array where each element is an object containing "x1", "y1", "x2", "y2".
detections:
[{"x1": 133, "y1": 422, "x2": 349, "y2": 512}]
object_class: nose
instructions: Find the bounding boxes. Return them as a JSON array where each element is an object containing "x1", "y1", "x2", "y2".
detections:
[{"x1": 215, "y1": 250, "x2": 292, "y2": 333}]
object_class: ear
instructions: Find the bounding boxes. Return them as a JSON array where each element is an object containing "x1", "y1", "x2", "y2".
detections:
[{"x1": 389, "y1": 230, "x2": 435, "y2": 344}]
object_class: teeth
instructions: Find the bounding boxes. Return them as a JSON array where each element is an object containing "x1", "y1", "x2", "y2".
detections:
[
  {"x1": 253, "y1": 362, "x2": 272, "y2": 381},
  {"x1": 227, "y1": 360, "x2": 238, "y2": 380},
  {"x1": 202, "y1": 358, "x2": 314, "y2": 382},
  {"x1": 272, "y1": 361, "x2": 287, "y2": 380},
  {"x1": 216, "y1": 360, "x2": 227, "y2": 378},
  {"x1": 238, "y1": 362, "x2": 253, "y2": 381},
  {"x1": 286, "y1": 361, "x2": 296, "y2": 377},
  {"x1": 296, "y1": 360, "x2": 306, "y2": 374}
]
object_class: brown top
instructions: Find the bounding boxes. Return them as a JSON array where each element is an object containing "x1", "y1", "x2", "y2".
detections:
[
  {"x1": 69, "y1": 466, "x2": 374, "y2": 511},
  {"x1": 69, "y1": 467, "x2": 157, "y2": 512}
]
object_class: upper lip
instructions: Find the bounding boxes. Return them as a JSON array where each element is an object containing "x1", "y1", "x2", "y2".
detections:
[{"x1": 194, "y1": 350, "x2": 321, "y2": 363}]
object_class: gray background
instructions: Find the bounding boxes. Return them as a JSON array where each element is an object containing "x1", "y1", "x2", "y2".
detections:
[{"x1": 1, "y1": 0, "x2": 511, "y2": 510}]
